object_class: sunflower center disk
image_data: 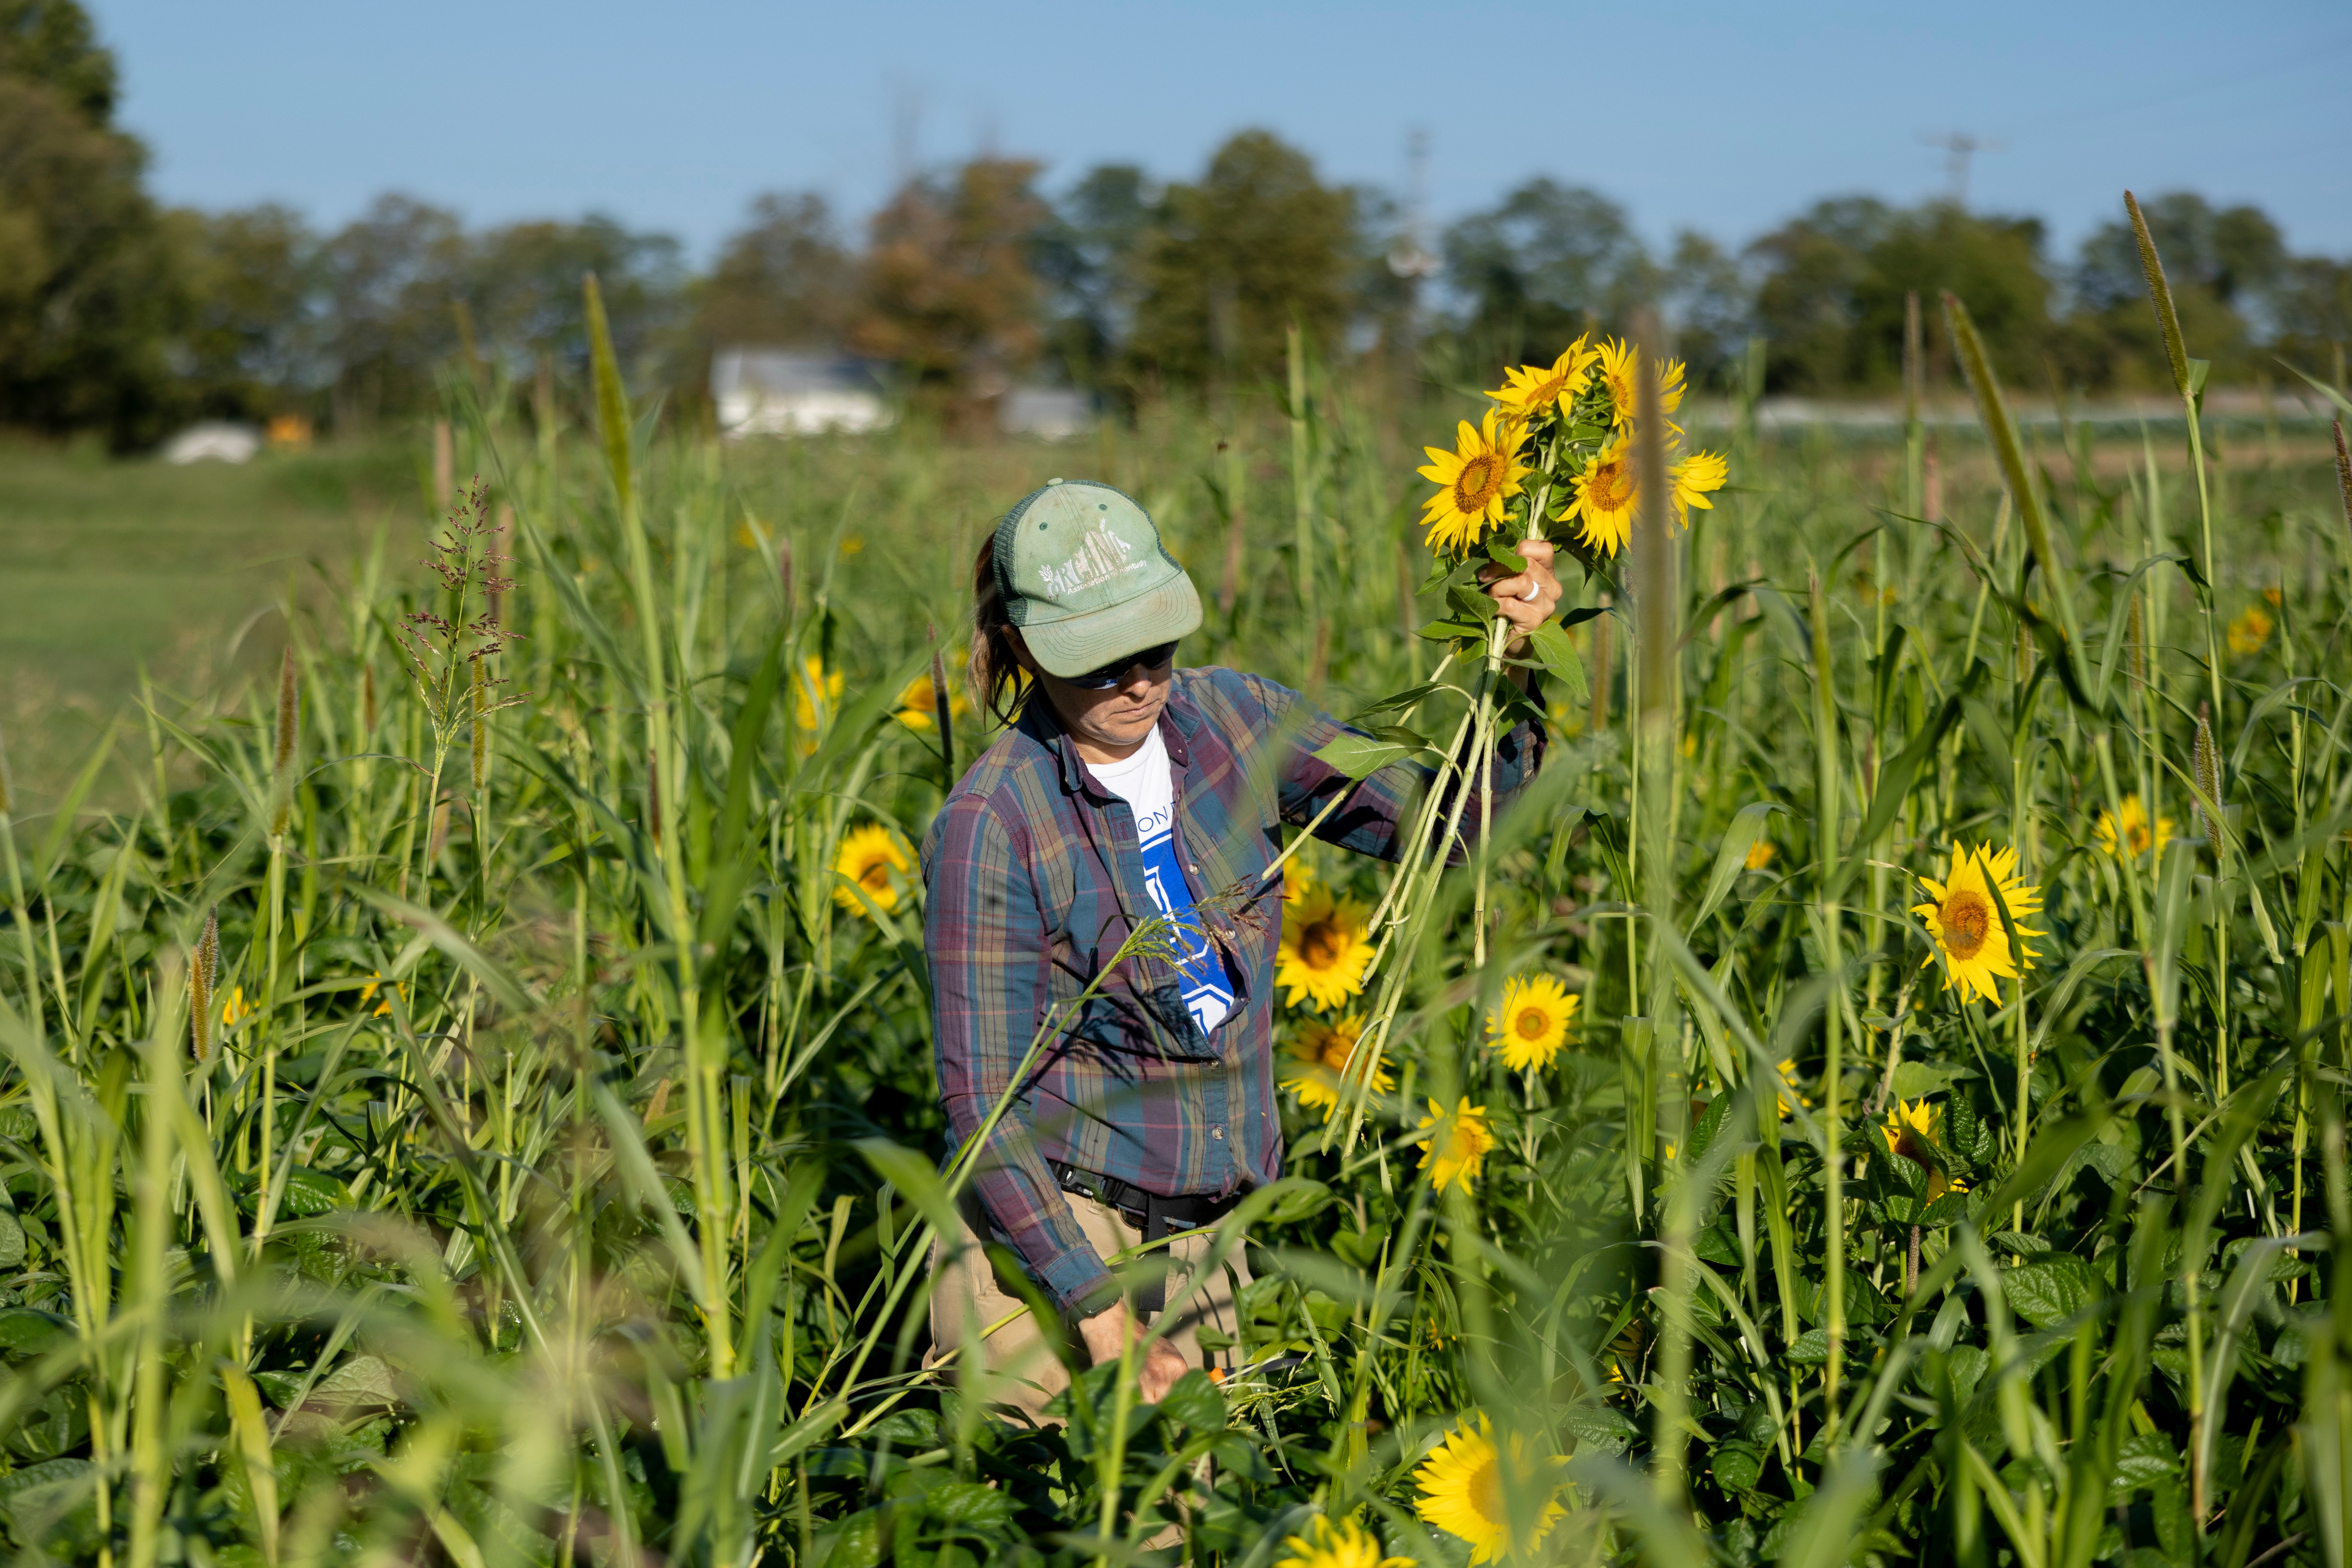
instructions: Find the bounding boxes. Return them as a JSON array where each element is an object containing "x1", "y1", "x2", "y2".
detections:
[
  {"x1": 1941, "y1": 891, "x2": 1991, "y2": 959},
  {"x1": 1456, "y1": 456, "x2": 1499, "y2": 511},
  {"x1": 1301, "y1": 924, "x2": 1342, "y2": 968},
  {"x1": 1515, "y1": 1008, "x2": 1549, "y2": 1041},
  {"x1": 1592, "y1": 459, "x2": 1634, "y2": 511}
]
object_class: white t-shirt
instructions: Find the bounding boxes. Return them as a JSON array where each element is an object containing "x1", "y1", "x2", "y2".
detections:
[{"x1": 1084, "y1": 727, "x2": 1235, "y2": 1035}]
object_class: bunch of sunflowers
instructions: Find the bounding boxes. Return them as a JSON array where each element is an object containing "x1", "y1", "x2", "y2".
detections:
[{"x1": 1418, "y1": 337, "x2": 1728, "y2": 566}]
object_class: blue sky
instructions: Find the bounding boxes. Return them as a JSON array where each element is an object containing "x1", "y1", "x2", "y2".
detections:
[{"x1": 91, "y1": 0, "x2": 2352, "y2": 262}]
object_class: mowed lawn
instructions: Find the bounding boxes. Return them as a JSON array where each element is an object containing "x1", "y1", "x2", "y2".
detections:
[{"x1": 0, "y1": 439, "x2": 420, "y2": 795}]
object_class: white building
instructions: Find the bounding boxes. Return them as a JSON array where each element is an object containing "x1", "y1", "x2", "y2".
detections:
[
  {"x1": 999, "y1": 387, "x2": 1093, "y2": 440},
  {"x1": 161, "y1": 422, "x2": 262, "y2": 464},
  {"x1": 712, "y1": 349, "x2": 893, "y2": 439}
]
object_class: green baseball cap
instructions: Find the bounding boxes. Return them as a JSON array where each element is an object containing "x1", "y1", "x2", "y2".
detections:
[{"x1": 993, "y1": 478, "x2": 1202, "y2": 679}]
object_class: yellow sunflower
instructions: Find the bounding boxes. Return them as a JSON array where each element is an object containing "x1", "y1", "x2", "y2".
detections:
[
  {"x1": 1669, "y1": 449, "x2": 1728, "y2": 523},
  {"x1": 1556, "y1": 436, "x2": 1634, "y2": 557},
  {"x1": 1881, "y1": 1097, "x2": 1968, "y2": 1200},
  {"x1": 1485, "y1": 974, "x2": 1578, "y2": 1072},
  {"x1": 1282, "y1": 1014, "x2": 1393, "y2": 1117},
  {"x1": 832, "y1": 823, "x2": 911, "y2": 916},
  {"x1": 1281, "y1": 856, "x2": 1314, "y2": 906},
  {"x1": 2093, "y1": 793, "x2": 2174, "y2": 859},
  {"x1": 1745, "y1": 839, "x2": 1777, "y2": 870},
  {"x1": 357, "y1": 973, "x2": 402, "y2": 1019},
  {"x1": 795, "y1": 656, "x2": 846, "y2": 753},
  {"x1": 2227, "y1": 604, "x2": 2273, "y2": 657},
  {"x1": 1911, "y1": 843, "x2": 2044, "y2": 1005},
  {"x1": 1417, "y1": 408, "x2": 1530, "y2": 557},
  {"x1": 1413, "y1": 1414, "x2": 1568, "y2": 1565},
  {"x1": 1773, "y1": 1056, "x2": 1811, "y2": 1116},
  {"x1": 221, "y1": 987, "x2": 250, "y2": 1029},
  {"x1": 1595, "y1": 338, "x2": 1687, "y2": 429},
  {"x1": 892, "y1": 672, "x2": 971, "y2": 733},
  {"x1": 1272, "y1": 1515, "x2": 1412, "y2": 1568},
  {"x1": 1277, "y1": 888, "x2": 1374, "y2": 1010},
  {"x1": 1484, "y1": 339, "x2": 1599, "y2": 423},
  {"x1": 1416, "y1": 1098, "x2": 1493, "y2": 1193}
]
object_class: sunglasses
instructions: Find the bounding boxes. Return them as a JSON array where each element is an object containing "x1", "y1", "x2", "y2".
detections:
[{"x1": 1062, "y1": 641, "x2": 1178, "y2": 689}]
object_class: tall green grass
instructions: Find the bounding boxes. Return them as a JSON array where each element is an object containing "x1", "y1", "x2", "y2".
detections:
[{"x1": 0, "y1": 244, "x2": 2347, "y2": 1566}]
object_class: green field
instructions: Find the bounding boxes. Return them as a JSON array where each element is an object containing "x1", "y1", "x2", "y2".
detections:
[
  {"x1": 0, "y1": 299, "x2": 2350, "y2": 1566},
  {"x1": 0, "y1": 441, "x2": 426, "y2": 792}
]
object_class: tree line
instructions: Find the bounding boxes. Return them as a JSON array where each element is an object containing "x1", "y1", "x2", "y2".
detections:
[{"x1": 4, "y1": 0, "x2": 2348, "y2": 448}]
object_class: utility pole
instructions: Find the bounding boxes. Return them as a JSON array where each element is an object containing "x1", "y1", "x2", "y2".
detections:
[
  {"x1": 1920, "y1": 130, "x2": 2005, "y2": 208},
  {"x1": 1386, "y1": 129, "x2": 1441, "y2": 333}
]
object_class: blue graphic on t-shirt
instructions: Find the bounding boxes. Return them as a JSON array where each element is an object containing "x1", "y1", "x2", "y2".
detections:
[{"x1": 1133, "y1": 804, "x2": 1235, "y2": 1036}]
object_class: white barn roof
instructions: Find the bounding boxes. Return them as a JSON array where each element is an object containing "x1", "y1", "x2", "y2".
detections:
[{"x1": 713, "y1": 349, "x2": 892, "y2": 438}]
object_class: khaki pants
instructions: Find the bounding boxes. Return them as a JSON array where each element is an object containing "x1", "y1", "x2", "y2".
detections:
[{"x1": 929, "y1": 1188, "x2": 1251, "y2": 1425}]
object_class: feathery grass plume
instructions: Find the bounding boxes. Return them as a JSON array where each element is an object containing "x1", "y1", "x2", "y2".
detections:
[
  {"x1": 2192, "y1": 702, "x2": 2220, "y2": 843},
  {"x1": 1944, "y1": 290, "x2": 2078, "y2": 642},
  {"x1": 584, "y1": 273, "x2": 632, "y2": 505},
  {"x1": 2125, "y1": 190, "x2": 2193, "y2": 401},
  {"x1": 269, "y1": 645, "x2": 299, "y2": 837},
  {"x1": 2333, "y1": 418, "x2": 2351, "y2": 537},
  {"x1": 189, "y1": 909, "x2": 219, "y2": 1061},
  {"x1": 469, "y1": 658, "x2": 489, "y2": 793}
]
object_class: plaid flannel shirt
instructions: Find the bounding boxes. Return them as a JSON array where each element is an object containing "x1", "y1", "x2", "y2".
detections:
[{"x1": 922, "y1": 666, "x2": 1545, "y2": 1314}]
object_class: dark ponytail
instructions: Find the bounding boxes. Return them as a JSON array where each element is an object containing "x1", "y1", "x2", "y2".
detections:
[{"x1": 968, "y1": 536, "x2": 1031, "y2": 728}]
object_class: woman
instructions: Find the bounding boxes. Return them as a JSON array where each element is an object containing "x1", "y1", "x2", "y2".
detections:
[{"x1": 924, "y1": 477, "x2": 1559, "y2": 1420}]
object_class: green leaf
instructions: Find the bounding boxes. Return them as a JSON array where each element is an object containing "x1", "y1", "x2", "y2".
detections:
[
  {"x1": 2110, "y1": 1431, "x2": 2177, "y2": 1499},
  {"x1": 811, "y1": 1508, "x2": 884, "y2": 1568},
  {"x1": 1692, "y1": 802, "x2": 1784, "y2": 928},
  {"x1": 276, "y1": 1166, "x2": 348, "y2": 1218},
  {"x1": 1524, "y1": 620, "x2": 1587, "y2": 704},
  {"x1": 1561, "y1": 1404, "x2": 1638, "y2": 1455},
  {"x1": 1484, "y1": 536, "x2": 1528, "y2": 574},
  {"x1": 1348, "y1": 682, "x2": 1446, "y2": 722},
  {"x1": 926, "y1": 1480, "x2": 1015, "y2": 1531},
  {"x1": 1263, "y1": 1179, "x2": 1332, "y2": 1224},
  {"x1": 1313, "y1": 732, "x2": 1424, "y2": 780},
  {"x1": 1711, "y1": 1439, "x2": 1766, "y2": 1495},
  {"x1": 0, "y1": 1309, "x2": 69, "y2": 1358},
  {"x1": 1154, "y1": 1370, "x2": 1226, "y2": 1434},
  {"x1": 311, "y1": 1354, "x2": 400, "y2": 1409},
  {"x1": 1417, "y1": 617, "x2": 1484, "y2": 642},
  {"x1": 2003, "y1": 1253, "x2": 2100, "y2": 1329}
]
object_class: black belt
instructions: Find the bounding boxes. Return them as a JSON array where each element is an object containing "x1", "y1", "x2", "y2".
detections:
[{"x1": 1050, "y1": 1162, "x2": 1236, "y2": 1315}]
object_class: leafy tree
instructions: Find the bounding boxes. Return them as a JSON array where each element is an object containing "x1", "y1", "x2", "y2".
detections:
[
  {"x1": 0, "y1": 0, "x2": 114, "y2": 124},
  {"x1": 695, "y1": 192, "x2": 853, "y2": 350},
  {"x1": 1660, "y1": 229, "x2": 1750, "y2": 388},
  {"x1": 1033, "y1": 163, "x2": 1155, "y2": 389},
  {"x1": 0, "y1": 73, "x2": 183, "y2": 445},
  {"x1": 2066, "y1": 192, "x2": 2286, "y2": 388},
  {"x1": 1853, "y1": 203, "x2": 2050, "y2": 385},
  {"x1": 1440, "y1": 177, "x2": 1650, "y2": 362},
  {"x1": 2272, "y1": 255, "x2": 2352, "y2": 378},
  {"x1": 319, "y1": 193, "x2": 465, "y2": 430},
  {"x1": 1747, "y1": 197, "x2": 1894, "y2": 394},
  {"x1": 167, "y1": 203, "x2": 323, "y2": 419},
  {"x1": 851, "y1": 157, "x2": 1049, "y2": 417},
  {"x1": 1126, "y1": 130, "x2": 1354, "y2": 388},
  {"x1": 464, "y1": 214, "x2": 684, "y2": 379},
  {"x1": 1749, "y1": 198, "x2": 2050, "y2": 393}
]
